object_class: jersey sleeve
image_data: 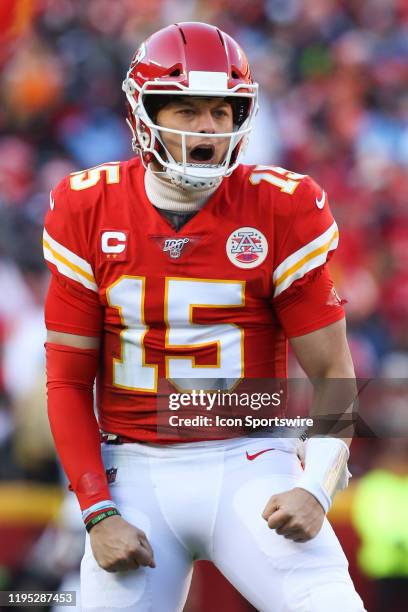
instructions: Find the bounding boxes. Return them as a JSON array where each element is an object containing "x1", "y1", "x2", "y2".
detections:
[
  {"x1": 272, "y1": 176, "x2": 345, "y2": 337},
  {"x1": 43, "y1": 177, "x2": 103, "y2": 336}
]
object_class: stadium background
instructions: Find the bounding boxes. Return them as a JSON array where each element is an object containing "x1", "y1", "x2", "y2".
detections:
[{"x1": 0, "y1": 1, "x2": 407, "y2": 610}]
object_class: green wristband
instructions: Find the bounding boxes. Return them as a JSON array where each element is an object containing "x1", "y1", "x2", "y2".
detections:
[{"x1": 85, "y1": 508, "x2": 121, "y2": 533}]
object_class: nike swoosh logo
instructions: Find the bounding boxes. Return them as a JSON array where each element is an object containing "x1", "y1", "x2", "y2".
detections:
[
  {"x1": 246, "y1": 448, "x2": 275, "y2": 461},
  {"x1": 315, "y1": 190, "x2": 326, "y2": 209},
  {"x1": 49, "y1": 192, "x2": 55, "y2": 210}
]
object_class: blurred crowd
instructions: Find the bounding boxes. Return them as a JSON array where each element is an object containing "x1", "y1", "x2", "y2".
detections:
[{"x1": 0, "y1": 0, "x2": 407, "y2": 609}]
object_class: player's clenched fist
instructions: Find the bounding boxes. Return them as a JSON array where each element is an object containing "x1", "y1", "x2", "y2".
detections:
[
  {"x1": 262, "y1": 487, "x2": 325, "y2": 542},
  {"x1": 90, "y1": 515, "x2": 156, "y2": 572}
]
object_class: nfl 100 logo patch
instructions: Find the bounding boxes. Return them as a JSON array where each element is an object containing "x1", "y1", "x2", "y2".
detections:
[
  {"x1": 226, "y1": 227, "x2": 268, "y2": 269},
  {"x1": 163, "y1": 237, "x2": 189, "y2": 259}
]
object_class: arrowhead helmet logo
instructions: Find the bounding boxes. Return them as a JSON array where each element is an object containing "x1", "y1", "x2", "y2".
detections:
[{"x1": 131, "y1": 42, "x2": 146, "y2": 67}]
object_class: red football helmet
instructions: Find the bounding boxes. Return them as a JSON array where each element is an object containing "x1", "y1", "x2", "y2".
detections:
[{"x1": 122, "y1": 22, "x2": 258, "y2": 189}]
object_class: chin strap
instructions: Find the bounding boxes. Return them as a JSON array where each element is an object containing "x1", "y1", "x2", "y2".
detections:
[
  {"x1": 165, "y1": 165, "x2": 224, "y2": 191},
  {"x1": 157, "y1": 138, "x2": 225, "y2": 191}
]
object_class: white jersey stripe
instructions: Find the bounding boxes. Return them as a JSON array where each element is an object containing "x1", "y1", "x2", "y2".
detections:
[
  {"x1": 43, "y1": 237, "x2": 97, "y2": 292},
  {"x1": 273, "y1": 221, "x2": 339, "y2": 297},
  {"x1": 43, "y1": 228, "x2": 95, "y2": 278}
]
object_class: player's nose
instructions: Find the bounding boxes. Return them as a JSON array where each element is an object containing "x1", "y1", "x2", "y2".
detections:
[{"x1": 196, "y1": 109, "x2": 216, "y2": 134}]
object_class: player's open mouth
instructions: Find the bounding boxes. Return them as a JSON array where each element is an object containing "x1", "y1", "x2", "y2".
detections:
[{"x1": 189, "y1": 144, "x2": 216, "y2": 163}]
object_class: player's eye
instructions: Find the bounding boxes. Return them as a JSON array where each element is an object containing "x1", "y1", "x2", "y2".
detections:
[
  {"x1": 214, "y1": 109, "x2": 229, "y2": 118},
  {"x1": 177, "y1": 108, "x2": 195, "y2": 116}
]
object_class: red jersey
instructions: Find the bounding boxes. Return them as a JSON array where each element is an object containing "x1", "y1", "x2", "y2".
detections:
[{"x1": 43, "y1": 159, "x2": 344, "y2": 441}]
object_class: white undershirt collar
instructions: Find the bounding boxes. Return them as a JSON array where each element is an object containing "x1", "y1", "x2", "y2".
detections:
[{"x1": 144, "y1": 165, "x2": 221, "y2": 213}]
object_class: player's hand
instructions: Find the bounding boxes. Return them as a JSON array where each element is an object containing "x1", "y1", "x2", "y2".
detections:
[
  {"x1": 262, "y1": 487, "x2": 325, "y2": 542},
  {"x1": 90, "y1": 515, "x2": 156, "y2": 572}
]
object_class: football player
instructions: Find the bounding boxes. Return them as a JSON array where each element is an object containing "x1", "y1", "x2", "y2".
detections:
[{"x1": 44, "y1": 22, "x2": 366, "y2": 611}]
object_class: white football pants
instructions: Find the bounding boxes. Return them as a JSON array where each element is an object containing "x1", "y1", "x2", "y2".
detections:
[{"x1": 80, "y1": 437, "x2": 366, "y2": 611}]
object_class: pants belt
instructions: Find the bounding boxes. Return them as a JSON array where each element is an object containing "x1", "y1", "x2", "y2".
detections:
[{"x1": 100, "y1": 432, "x2": 137, "y2": 444}]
